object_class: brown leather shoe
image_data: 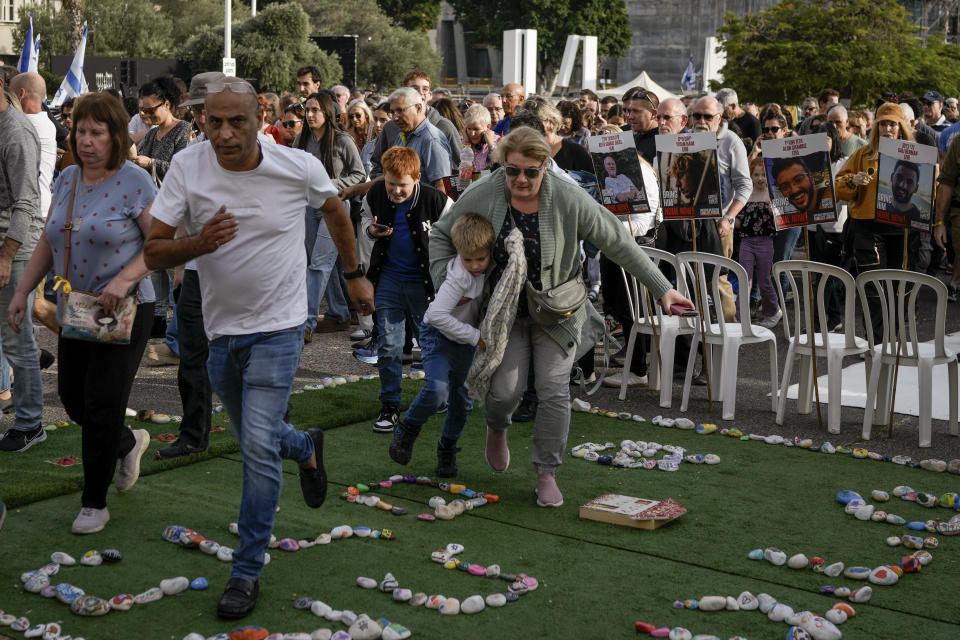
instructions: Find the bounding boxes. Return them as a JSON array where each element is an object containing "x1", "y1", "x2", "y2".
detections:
[{"x1": 315, "y1": 316, "x2": 350, "y2": 333}]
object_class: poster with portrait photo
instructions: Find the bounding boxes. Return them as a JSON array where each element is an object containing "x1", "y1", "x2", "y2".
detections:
[
  {"x1": 655, "y1": 132, "x2": 722, "y2": 220},
  {"x1": 875, "y1": 137, "x2": 937, "y2": 232},
  {"x1": 760, "y1": 134, "x2": 837, "y2": 230},
  {"x1": 588, "y1": 131, "x2": 651, "y2": 215}
]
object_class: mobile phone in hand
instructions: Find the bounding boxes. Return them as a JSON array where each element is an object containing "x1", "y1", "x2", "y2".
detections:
[
  {"x1": 370, "y1": 222, "x2": 391, "y2": 234},
  {"x1": 669, "y1": 302, "x2": 698, "y2": 317}
]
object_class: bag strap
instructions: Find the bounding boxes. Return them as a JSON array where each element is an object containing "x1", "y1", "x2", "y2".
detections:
[{"x1": 58, "y1": 172, "x2": 79, "y2": 290}]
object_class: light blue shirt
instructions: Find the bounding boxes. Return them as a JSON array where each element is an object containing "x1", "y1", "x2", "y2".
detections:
[{"x1": 393, "y1": 116, "x2": 452, "y2": 184}]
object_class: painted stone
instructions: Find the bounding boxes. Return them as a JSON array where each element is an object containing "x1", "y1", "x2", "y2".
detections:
[
  {"x1": 698, "y1": 596, "x2": 725, "y2": 611},
  {"x1": 893, "y1": 485, "x2": 914, "y2": 497},
  {"x1": 339, "y1": 610, "x2": 358, "y2": 626},
  {"x1": 800, "y1": 615, "x2": 842, "y2": 640},
  {"x1": 110, "y1": 594, "x2": 134, "y2": 611},
  {"x1": 54, "y1": 583, "x2": 85, "y2": 604},
  {"x1": 315, "y1": 533, "x2": 332, "y2": 545},
  {"x1": 278, "y1": 538, "x2": 299, "y2": 552},
  {"x1": 853, "y1": 504, "x2": 875, "y2": 521},
  {"x1": 871, "y1": 490, "x2": 890, "y2": 502},
  {"x1": 737, "y1": 591, "x2": 759, "y2": 611},
  {"x1": 379, "y1": 573, "x2": 399, "y2": 592},
  {"x1": 380, "y1": 621, "x2": 412, "y2": 640},
  {"x1": 842, "y1": 566, "x2": 870, "y2": 580},
  {"x1": 409, "y1": 592, "x2": 427, "y2": 607},
  {"x1": 787, "y1": 554, "x2": 809, "y2": 569},
  {"x1": 848, "y1": 586, "x2": 873, "y2": 603},
  {"x1": 768, "y1": 603, "x2": 794, "y2": 622},
  {"x1": 50, "y1": 552, "x2": 76, "y2": 566},
  {"x1": 134, "y1": 587, "x2": 163, "y2": 604},
  {"x1": 668, "y1": 628, "x2": 693, "y2": 640},
  {"x1": 190, "y1": 577, "x2": 208, "y2": 590},
  {"x1": 886, "y1": 514, "x2": 906, "y2": 525},
  {"x1": 439, "y1": 597, "x2": 460, "y2": 615},
  {"x1": 823, "y1": 562, "x2": 844, "y2": 577},
  {"x1": 425, "y1": 595, "x2": 445, "y2": 609},
  {"x1": 887, "y1": 536, "x2": 902, "y2": 546},
  {"x1": 217, "y1": 547, "x2": 234, "y2": 562},
  {"x1": 725, "y1": 596, "x2": 739, "y2": 610},
  {"x1": 330, "y1": 525, "x2": 353, "y2": 539},
  {"x1": 868, "y1": 566, "x2": 899, "y2": 585},
  {"x1": 392, "y1": 588, "x2": 413, "y2": 602},
  {"x1": 764, "y1": 547, "x2": 787, "y2": 565},
  {"x1": 24, "y1": 573, "x2": 50, "y2": 593},
  {"x1": 461, "y1": 594, "x2": 485, "y2": 614},
  {"x1": 913, "y1": 550, "x2": 934, "y2": 566},
  {"x1": 310, "y1": 600, "x2": 331, "y2": 618},
  {"x1": 486, "y1": 593, "x2": 507, "y2": 607},
  {"x1": 747, "y1": 548, "x2": 764, "y2": 560},
  {"x1": 71, "y1": 595, "x2": 111, "y2": 616},
  {"x1": 834, "y1": 587, "x2": 851, "y2": 597},
  {"x1": 920, "y1": 459, "x2": 947, "y2": 472},
  {"x1": 786, "y1": 627, "x2": 813, "y2": 639},
  {"x1": 11, "y1": 618, "x2": 29, "y2": 632},
  {"x1": 161, "y1": 577, "x2": 189, "y2": 595},
  {"x1": 293, "y1": 597, "x2": 314, "y2": 610},
  {"x1": 101, "y1": 549, "x2": 122, "y2": 563},
  {"x1": 757, "y1": 593, "x2": 777, "y2": 613},
  {"x1": 871, "y1": 510, "x2": 887, "y2": 522},
  {"x1": 357, "y1": 576, "x2": 377, "y2": 589}
]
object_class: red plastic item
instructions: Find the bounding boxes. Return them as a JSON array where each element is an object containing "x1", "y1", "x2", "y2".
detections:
[{"x1": 634, "y1": 621, "x2": 656, "y2": 633}]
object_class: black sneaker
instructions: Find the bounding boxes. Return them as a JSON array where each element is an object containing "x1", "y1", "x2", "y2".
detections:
[
  {"x1": 0, "y1": 425, "x2": 47, "y2": 452},
  {"x1": 299, "y1": 428, "x2": 327, "y2": 508},
  {"x1": 512, "y1": 397, "x2": 537, "y2": 423},
  {"x1": 388, "y1": 420, "x2": 418, "y2": 465},
  {"x1": 373, "y1": 406, "x2": 399, "y2": 433},
  {"x1": 436, "y1": 441, "x2": 460, "y2": 478},
  {"x1": 217, "y1": 577, "x2": 259, "y2": 619},
  {"x1": 156, "y1": 440, "x2": 208, "y2": 459}
]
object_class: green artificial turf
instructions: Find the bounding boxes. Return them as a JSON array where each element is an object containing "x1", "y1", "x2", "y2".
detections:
[
  {"x1": 2, "y1": 410, "x2": 959, "y2": 639},
  {"x1": 0, "y1": 379, "x2": 420, "y2": 509}
]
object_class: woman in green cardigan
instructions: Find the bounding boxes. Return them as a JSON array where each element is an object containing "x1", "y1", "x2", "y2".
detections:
[{"x1": 429, "y1": 127, "x2": 691, "y2": 508}]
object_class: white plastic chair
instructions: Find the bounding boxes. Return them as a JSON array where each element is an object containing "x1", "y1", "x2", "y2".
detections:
[
  {"x1": 856, "y1": 269, "x2": 958, "y2": 447},
  {"x1": 676, "y1": 251, "x2": 778, "y2": 420},
  {"x1": 773, "y1": 260, "x2": 868, "y2": 434},
  {"x1": 618, "y1": 248, "x2": 696, "y2": 406}
]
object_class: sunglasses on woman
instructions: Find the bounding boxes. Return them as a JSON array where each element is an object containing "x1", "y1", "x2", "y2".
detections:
[{"x1": 505, "y1": 163, "x2": 545, "y2": 179}]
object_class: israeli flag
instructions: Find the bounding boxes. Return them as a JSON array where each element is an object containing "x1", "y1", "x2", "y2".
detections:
[
  {"x1": 50, "y1": 23, "x2": 88, "y2": 107},
  {"x1": 17, "y1": 14, "x2": 36, "y2": 73},
  {"x1": 681, "y1": 56, "x2": 700, "y2": 92}
]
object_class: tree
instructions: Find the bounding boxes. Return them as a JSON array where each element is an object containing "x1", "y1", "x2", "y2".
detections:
[
  {"x1": 376, "y1": 0, "x2": 442, "y2": 32},
  {"x1": 446, "y1": 0, "x2": 632, "y2": 94},
  {"x1": 177, "y1": 2, "x2": 342, "y2": 92},
  {"x1": 300, "y1": 0, "x2": 441, "y2": 89},
  {"x1": 157, "y1": 0, "x2": 246, "y2": 48},
  {"x1": 715, "y1": 0, "x2": 960, "y2": 106}
]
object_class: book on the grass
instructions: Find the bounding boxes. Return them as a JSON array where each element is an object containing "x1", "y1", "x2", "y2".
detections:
[
  {"x1": 875, "y1": 137, "x2": 937, "y2": 232},
  {"x1": 588, "y1": 130, "x2": 652, "y2": 215},
  {"x1": 761, "y1": 134, "x2": 837, "y2": 230},
  {"x1": 655, "y1": 132, "x2": 722, "y2": 220},
  {"x1": 579, "y1": 494, "x2": 686, "y2": 530}
]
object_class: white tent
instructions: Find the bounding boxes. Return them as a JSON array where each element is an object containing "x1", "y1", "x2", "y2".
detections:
[{"x1": 595, "y1": 70, "x2": 679, "y2": 102}]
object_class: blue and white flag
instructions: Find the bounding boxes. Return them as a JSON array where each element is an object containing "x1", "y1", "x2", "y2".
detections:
[
  {"x1": 681, "y1": 56, "x2": 700, "y2": 92},
  {"x1": 51, "y1": 23, "x2": 88, "y2": 107},
  {"x1": 17, "y1": 14, "x2": 36, "y2": 73}
]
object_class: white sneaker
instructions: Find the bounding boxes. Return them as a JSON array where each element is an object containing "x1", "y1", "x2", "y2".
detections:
[
  {"x1": 116, "y1": 428, "x2": 150, "y2": 492},
  {"x1": 758, "y1": 310, "x2": 783, "y2": 329},
  {"x1": 349, "y1": 328, "x2": 370, "y2": 341},
  {"x1": 602, "y1": 372, "x2": 648, "y2": 388},
  {"x1": 72, "y1": 507, "x2": 110, "y2": 534}
]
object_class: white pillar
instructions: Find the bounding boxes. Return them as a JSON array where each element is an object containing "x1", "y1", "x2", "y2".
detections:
[
  {"x1": 522, "y1": 29, "x2": 537, "y2": 95},
  {"x1": 502, "y1": 30, "x2": 524, "y2": 86},
  {"x1": 252, "y1": 0, "x2": 257, "y2": 17},
  {"x1": 224, "y1": 0, "x2": 231, "y2": 59},
  {"x1": 581, "y1": 36, "x2": 597, "y2": 91}
]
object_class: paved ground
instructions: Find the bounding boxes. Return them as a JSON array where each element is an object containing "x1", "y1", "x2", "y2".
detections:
[{"x1": 6, "y1": 284, "x2": 960, "y2": 466}]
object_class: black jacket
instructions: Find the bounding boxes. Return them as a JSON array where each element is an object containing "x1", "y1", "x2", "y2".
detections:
[{"x1": 364, "y1": 181, "x2": 448, "y2": 301}]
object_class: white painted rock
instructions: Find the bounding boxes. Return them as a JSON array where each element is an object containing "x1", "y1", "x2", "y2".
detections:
[
  {"x1": 80, "y1": 551, "x2": 102, "y2": 566},
  {"x1": 668, "y1": 628, "x2": 692, "y2": 640},
  {"x1": 216, "y1": 547, "x2": 234, "y2": 562},
  {"x1": 339, "y1": 610, "x2": 357, "y2": 626},
  {"x1": 764, "y1": 547, "x2": 787, "y2": 566},
  {"x1": 698, "y1": 596, "x2": 726, "y2": 611},
  {"x1": 461, "y1": 595, "x2": 485, "y2": 614},
  {"x1": 392, "y1": 588, "x2": 413, "y2": 602},
  {"x1": 571, "y1": 398, "x2": 591, "y2": 412},
  {"x1": 199, "y1": 540, "x2": 221, "y2": 555},
  {"x1": 310, "y1": 600, "x2": 332, "y2": 618},
  {"x1": 848, "y1": 586, "x2": 872, "y2": 603},
  {"x1": 872, "y1": 489, "x2": 890, "y2": 502},
  {"x1": 330, "y1": 525, "x2": 353, "y2": 539},
  {"x1": 725, "y1": 596, "x2": 739, "y2": 611},
  {"x1": 737, "y1": 591, "x2": 759, "y2": 611},
  {"x1": 674, "y1": 418, "x2": 696, "y2": 430},
  {"x1": 825, "y1": 609, "x2": 847, "y2": 625},
  {"x1": 787, "y1": 553, "x2": 809, "y2": 569},
  {"x1": 51, "y1": 552, "x2": 76, "y2": 566},
  {"x1": 381, "y1": 622, "x2": 412, "y2": 640},
  {"x1": 485, "y1": 593, "x2": 507, "y2": 607},
  {"x1": 347, "y1": 614, "x2": 381, "y2": 640},
  {"x1": 485, "y1": 564, "x2": 501, "y2": 578},
  {"x1": 800, "y1": 615, "x2": 842, "y2": 640},
  {"x1": 768, "y1": 603, "x2": 794, "y2": 622},
  {"x1": 854, "y1": 504, "x2": 875, "y2": 521},
  {"x1": 183, "y1": 634, "x2": 205, "y2": 640},
  {"x1": 161, "y1": 577, "x2": 189, "y2": 595},
  {"x1": 439, "y1": 597, "x2": 460, "y2": 615},
  {"x1": 356, "y1": 577, "x2": 377, "y2": 589},
  {"x1": 757, "y1": 592, "x2": 777, "y2": 613},
  {"x1": 868, "y1": 566, "x2": 899, "y2": 586},
  {"x1": 823, "y1": 562, "x2": 844, "y2": 577},
  {"x1": 311, "y1": 630, "x2": 332, "y2": 640}
]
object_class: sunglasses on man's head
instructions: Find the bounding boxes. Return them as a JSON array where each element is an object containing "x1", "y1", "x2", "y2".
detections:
[{"x1": 505, "y1": 164, "x2": 544, "y2": 179}]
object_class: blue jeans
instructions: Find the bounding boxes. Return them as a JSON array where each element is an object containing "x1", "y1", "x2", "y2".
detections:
[
  {"x1": 305, "y1": 208, "x2": 348, "y2": 330},
  {"x1": 1, "y1": 261, "x2": 42, "y2": 430},
  {"x1": 374, "y1": 275, "x2": 428, "y2": 407},
  {"x1": 164, "y1": 304, "x2": 180, "y2": 356},
  {"x1": 774, "y1": 226, "x2": 802, "y2": 293},
  {"x1": 403, "y1": 323, "x2": 475, "y2": 448},
  {"x1": 207, "y1": 326, "x2": 313, "y2": 582}
]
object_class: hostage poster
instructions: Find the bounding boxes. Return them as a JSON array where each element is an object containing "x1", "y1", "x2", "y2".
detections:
[
  {"x1": 761, "y1": 134, "x2": 837, "y2": 230},
  {"x1": 875, "y1": 137, "x2": 937, "y2": 232},
  {"x1": 655, "y1": 132, "x2": 722, "y2": 220},
  {"x1": 588, "y1": 130, "x2": 651, "y2": 215}
]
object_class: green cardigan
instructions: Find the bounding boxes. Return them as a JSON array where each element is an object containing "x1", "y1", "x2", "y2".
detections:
[{"x1": 429, "y1": 167, "x2": 673, "y2": 356}]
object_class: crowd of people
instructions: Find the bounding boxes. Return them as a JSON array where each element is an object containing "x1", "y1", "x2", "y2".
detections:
[{"x1": 2, "y1": 57, "x2": 958, "y2": 620}]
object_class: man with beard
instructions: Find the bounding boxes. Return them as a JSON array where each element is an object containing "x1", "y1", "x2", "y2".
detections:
[
  {"x1": 886, "y1": 159, "x2": 922, "y2": 219},
  {"x1": 771, "y1": 156, "x2": 828, "y2": 216}
]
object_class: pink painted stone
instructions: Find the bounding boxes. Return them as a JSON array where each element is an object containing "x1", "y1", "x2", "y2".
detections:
[
  {"x1": 467, "y1": 564, "x2": 486, "y2": 576},
  {"x1": 651, "y1": 628, "x2": 671, "y2": 638},
  {"x1": 380, "y1": 481, "x2": 393, "y2": 488}
]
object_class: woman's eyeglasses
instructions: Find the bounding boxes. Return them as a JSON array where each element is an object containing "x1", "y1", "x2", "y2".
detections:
[
  {"x1": 762, "y1": 126, "x2": 781, "y2": 133},
  {"x1": 139, "y1": 102, "x2": 165, "y2": 115},
  {"x1": 347, "y1": 113, "x2": 365, "y2": 120},
  {"x1": 505, "y1": 164, "x2": 545, "y2": 179},
  {"x1": 282, "y1": 120, "x2": 303, "y2": 129}
]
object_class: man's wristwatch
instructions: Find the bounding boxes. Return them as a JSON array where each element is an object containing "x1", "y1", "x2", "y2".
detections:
[
  {"x1": 723, "y1": 215, "x2": 735, "y2": 226},
  {"x1": 344, "y1": 265, "x2": 366, "y2": 280}
]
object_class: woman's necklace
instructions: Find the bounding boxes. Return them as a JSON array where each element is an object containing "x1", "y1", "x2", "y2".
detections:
[{"x1": 81, "y1": 167, "x2": 117, "y2": 187}]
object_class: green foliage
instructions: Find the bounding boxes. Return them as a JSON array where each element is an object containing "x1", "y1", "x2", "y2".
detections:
[
  {"x1": 376, "y1": 0, "x2": 442, "y2": 31},
  {"x1": 447, "y1": 0, "x2": 632, "y2": 91},
  {"x1": 301, "y1": 0, "x2": 441, "y2": 90},
  {"x1": 14, "y1": 1, "x2": 78, "y2": 73},
  {"x1": 177, "y1": 2, "x2": 342, "y2": 93},
  {"x1": 156, "y1": 0, "x2": 245, "y2": 47},
  {"x1": 716, "y1": 0, "x2": 960, "y2": 107}
]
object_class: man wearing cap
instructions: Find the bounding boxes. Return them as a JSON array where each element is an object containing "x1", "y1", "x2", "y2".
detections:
[
  {"x1": 150, "y1": 71, "x2": 224, "y2": 459},
  {"x1": 145, "y1": 77, "x2": 375, "y2": 618},
  {"x1": 622, "y1": 87, "x2": 659, "y2": 163},
  {"x1": 922, "y1": 91, "x2": 949, "y2": 132}
]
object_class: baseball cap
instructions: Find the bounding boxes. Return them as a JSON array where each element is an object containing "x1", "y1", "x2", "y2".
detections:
[
  {"x1": 180, "y1": 71, "x2": 227, "y2": 107},
  {"x1": 922, "y1": 90, "x2": 944, "y2": 104}
]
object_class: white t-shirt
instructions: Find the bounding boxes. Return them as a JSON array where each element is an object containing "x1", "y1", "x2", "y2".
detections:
[
  {"x1": 150, "y1": 142, "x2": 337, "y2": 340},
  {"x1": 128, "y1": 113, "x2": 152, "y2": 136},
  {"x1": 25, "y1": 112, "x2": 56, "y2": 216}
]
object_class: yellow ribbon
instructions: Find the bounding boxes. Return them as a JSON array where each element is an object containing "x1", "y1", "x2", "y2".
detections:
[{"x1": 52, "y1": 276, "x2": 72, "y2": 294}]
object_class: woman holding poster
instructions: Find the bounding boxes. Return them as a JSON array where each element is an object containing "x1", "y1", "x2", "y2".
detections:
[{"x1": 835, "y1": 102, "x2": 919, "y2": 340}]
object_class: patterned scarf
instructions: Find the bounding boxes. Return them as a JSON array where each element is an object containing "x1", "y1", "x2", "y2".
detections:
[{"x1": 467, "y1": 227, "x2": 526, "y2": 403}]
